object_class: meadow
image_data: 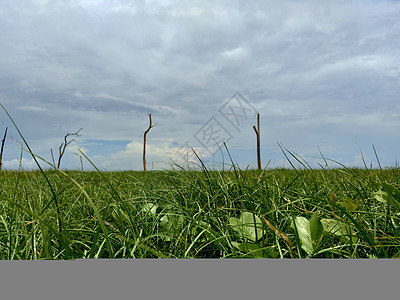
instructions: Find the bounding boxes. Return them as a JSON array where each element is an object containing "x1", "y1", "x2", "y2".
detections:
[{"x1": 1, "y1": 157, "x2": 400, "y2": 259}]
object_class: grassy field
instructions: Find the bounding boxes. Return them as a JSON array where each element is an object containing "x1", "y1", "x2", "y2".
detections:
[{"x1": 2, "y1": 160, "x2": 400, "y2": 259}]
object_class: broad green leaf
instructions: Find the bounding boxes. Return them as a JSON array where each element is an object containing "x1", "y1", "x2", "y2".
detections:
[
  {"x1": 337, "y1": 197, "x2": 358, "y2": 211},
  {"x1": 292, "y1": 214, "x2": 324, "y2": 255},
  {"x1": 320, "y1": 218, "x2": 358, "y2": 243},
  {"x1": 159, "y1": 214, "x2": 185, "y2": 230},
  {"x1": 310, "y1": 212, "x2": 324, "y2": 247},
  {"x1": 374, "y1": 190, "x2": 389, "y2": 203},
  {"x1": 159, "y1": 214, "x2": 211, "y2": 242},
  {"x1": 321, "y1": 218, "x2": 347, "y2": 236},
  {"x1": 159, "y1": 214, "x2": 186, "y2": 241},
  {"x1": 141, "y1": 202, "x2": 158, "y2": 215},
  {"x1": 293, "y1": 216, "x2": 313, "y2": 255},
  {"x1": 229, "y1": 212, "x2": 265, "y2": 242}
]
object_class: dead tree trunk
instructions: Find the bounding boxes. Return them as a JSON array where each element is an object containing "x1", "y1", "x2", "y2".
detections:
[
  {"x1": 143, "y1": 114, "x2": 156, "y2": 171},
  {"x1": 0, "y1": 127, "x2": 8, "y2": 170},
  {"x1": 253, "y1": 113, "x2": 261, "y2": 170},
  {"x1": 51, "y1": 128, "x2": 82, "y2": 169}
]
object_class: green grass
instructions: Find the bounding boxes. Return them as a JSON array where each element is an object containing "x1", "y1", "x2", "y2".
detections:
[
  {"x1": 2, "y1": 103, "x2": 400, "y2": 259},
  {"x1": 1, "y1": 164, "x2": 400, "y2": 259}
]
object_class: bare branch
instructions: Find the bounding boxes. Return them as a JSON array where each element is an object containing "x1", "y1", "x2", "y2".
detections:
[
  {"x1": 0, "y1": 127, "x2": 8, "y2": 170},
  {"x1": 253, "y1": 113, "x2": 261, "y2": 170},
  {"x1": 55, "y1": 128, "x2": 83, "y2": 169},
  {"x1": 143, "y1": 114, "x2": 157, "y2": 171}
]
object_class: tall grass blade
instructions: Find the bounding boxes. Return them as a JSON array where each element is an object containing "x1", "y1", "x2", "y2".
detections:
[
  {"x1": 77, "y1": 149, "x2": 140, "y2": 238},
  {"x1": 277, "y1": 142, "x2": 298, "y2": 172},
  {"x1": 372, "y1": 144, "x2": 382, "y2": 170},
  {"x1": 0, "y1": 103, "x2": 67, "y2": 254},
  {"x1": 223, "y1": 142, "x2": 239, "y2": 178},
  {"x1": 317, "y1": 146, "x2": 329, "y2": 169},
  {"x1": 57, "y1": 168, "x2": 114, "y2": 258},
  {"x1": 360, "y1": 150, "x2": 369, "y2": 170}
]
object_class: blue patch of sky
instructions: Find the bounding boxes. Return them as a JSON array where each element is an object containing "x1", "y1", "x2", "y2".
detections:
[{"x1": 81, "y1": 139, "x2": 131, "y2": 156}]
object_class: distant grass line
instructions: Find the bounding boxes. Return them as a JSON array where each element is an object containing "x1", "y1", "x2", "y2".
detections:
[{"x1": 1, "y1": 165, "x2": 400, "y2": 259}]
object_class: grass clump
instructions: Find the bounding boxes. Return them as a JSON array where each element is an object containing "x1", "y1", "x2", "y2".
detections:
[
  {"x1": 1, "y1": 162, "x2": 400, "y2": 259},
  {"x1": 1, "y1": 103, "x2": 400, "y2": 258}
]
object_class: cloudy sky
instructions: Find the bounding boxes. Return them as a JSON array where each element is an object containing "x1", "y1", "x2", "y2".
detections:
[{"x1": 1, "y1": 0, "x2": 400, "y2": 171}]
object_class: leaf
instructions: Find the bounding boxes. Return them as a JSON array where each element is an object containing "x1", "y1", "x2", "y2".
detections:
[
  {"x1": 159, "y1": 214, "x2": 186, "y2": 241},
  {"x1": 229, "y1": 212, "x2": 265, "y2": 242},
  {"x1": 293, "y1": 216, "x2": 313, "y2": 255},
  {"x1": 141, "y1": 202, "x2": 158, "y2": 216},
  {"x1": 320, "y1": 218, "x2": 358, "y2": 244},
  {"x1": 158, "y1": 213, "x2": 211, "y2": 243},
  {"x1": 321, "y1": 218, "x2": 347, "y2": 236},
  {"x1": 310, "y1": 212, "x2": 324, "y2": 247},
  {"x1": 337, "y1": 197, "x2": 358, "y2": 211},
  {"x1": 374, "y1": 190, "x2": 389, "y2": 203},
  {"x1": 292, "y1": 213, "x2": 324, "y2": 255}
]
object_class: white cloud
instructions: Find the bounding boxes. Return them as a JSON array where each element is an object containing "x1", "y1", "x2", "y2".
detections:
[
  {"x1": 221, "y1": 47, "x2": 248, "y2": 59},
  {"x1": 3, "y1": 158, "x2": 38, "y2": 170},
  {"x1": 18, "y1": 106, "x2": 49, "y2": 112},
  {"x1": 93, "y1": 139, "x2": 211, "y2": 170}
]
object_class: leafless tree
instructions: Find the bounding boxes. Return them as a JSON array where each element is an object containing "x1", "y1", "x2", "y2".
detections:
[
  {"x1": 51, "y1": 128, "x2": 83, "y2": 169},
  {"x1": 143, "y1": 114, "x2": 156, "y2": 171},
  {"x1": 0, "y1": 127, "x2": 8, "y2": 170},
  {"x1": 253, "y1": 113, "x2": 261, "y2": 170}
]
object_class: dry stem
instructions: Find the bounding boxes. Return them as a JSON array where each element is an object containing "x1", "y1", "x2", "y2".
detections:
[
  {"x1": 143, "y1": 113, "x2": 157, "y2": 171},
  {"x1": 0, "y1": 127, "x2": 8, "y2": 170},
  {"x1": 253, "y1": 113, "x2": 261, "y2": 170}
]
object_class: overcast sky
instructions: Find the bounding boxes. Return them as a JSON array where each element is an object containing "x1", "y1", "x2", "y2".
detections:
[{"x1": 1, "y1": 0, "x2": 400, "y2": 171}]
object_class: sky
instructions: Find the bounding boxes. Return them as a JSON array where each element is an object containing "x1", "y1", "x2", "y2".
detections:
[{"x1": 0, "y1": 0, "x2": 400, "y2": 171}]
